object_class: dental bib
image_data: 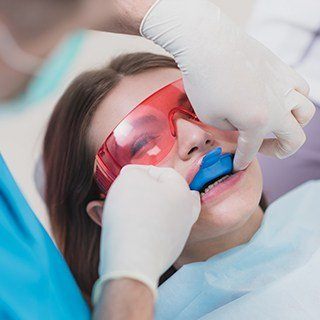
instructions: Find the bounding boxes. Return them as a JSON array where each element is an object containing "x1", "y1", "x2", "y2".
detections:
[
  {"x1": 156, "y1": 181, "x2": 320, "y2": 320},
  {"x1": 189, "y1": 147, "x2": 233, "y2": 191}
]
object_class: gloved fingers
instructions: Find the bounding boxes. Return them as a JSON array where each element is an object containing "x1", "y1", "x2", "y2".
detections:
[
  {"x1": 209, "y1": 118, "x2": 237, "y2": 131},
  {"x1": 146, "y1": 165, "x2": 169, "y2": 180},
  {"x1": 147, "y1": 166, "x2": 188, "y2": 186},
  {"x1": 286, "y1": 90, "x2": 316, "y2": 127},
  {"x1": 233, "y1": 130, "x2": 264, "y2": 171},
  {"x1": 119, "y1": 164, "x2": 169, "y2": 183},
  {"x1": 123, "y1": 164, "x2": 179, "y2": 182},
  {"x1": 290, "y1": 70, "x2": 310, "y2": 96},
  {"x1": 120, "y1": 164, "x2": 149, "y2": 175},
  {"x1": 119, "y1": 164, "x2": 171, "y2": 180},
  {"x1": 190, "y1": 191, "x2": 201, "y2": 222},
  {"x1": 259, "y1": 115, "x2": 306, "y2": 159}
]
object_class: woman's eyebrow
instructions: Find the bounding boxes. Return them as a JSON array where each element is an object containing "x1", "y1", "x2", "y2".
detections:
[
  {"x1": 130, "y1": 93, "x2": 190, "y2": 126},
  {"x1": 131, "y1": 114, "x2": 158, "y2": 126},
  {"x1": 178, "y1": 93, "x2": 190, "y2": 107}
]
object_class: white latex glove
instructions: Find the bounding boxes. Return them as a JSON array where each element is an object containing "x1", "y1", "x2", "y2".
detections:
[
  {"x1": 141, "y1": 0, "x2": 316, "y2": 170},
  {"x1": 93, "y1": 165, "x2": 200, "y2": 303}
]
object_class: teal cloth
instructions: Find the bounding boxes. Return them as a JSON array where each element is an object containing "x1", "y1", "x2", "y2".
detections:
[
  {"x1": 0, "y1": 154, "x2": 90, "y2": 319},
  {"x1": 0, "y1": 31, "x2": 84, "y2": 114},
  {"x1": 156, "y1": 180, "x2": 320, "y2": 319}
]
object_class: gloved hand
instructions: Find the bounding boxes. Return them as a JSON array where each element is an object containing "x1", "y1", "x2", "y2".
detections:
[
  {"x1": 141, "y1": 0, "x2": 315, "y2": 171},
  {"x1": 93, "y1": 165, "x2": 200, "y2": 303}
]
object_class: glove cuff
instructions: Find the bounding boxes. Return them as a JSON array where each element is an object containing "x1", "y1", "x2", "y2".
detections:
[
  {"x1": 140, "y1": 0, "x2": 162, "y2": 37},
  {"x1": 92, "y1": 272, "x2": 158, "y2": 305}
]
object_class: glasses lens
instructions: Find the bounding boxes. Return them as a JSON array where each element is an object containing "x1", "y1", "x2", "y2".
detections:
[
  {"x1": 95, "y1": 78, "x2": 190, "y2": 193},
  {"x1": 106, "y1": 104, "x2": 175, "y2": 166}
]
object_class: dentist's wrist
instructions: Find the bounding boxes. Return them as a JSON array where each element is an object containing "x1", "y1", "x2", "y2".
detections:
[
  {"x1": 82, "y1": 0, "x2": 156, "y2": 35},
  {"x1": 93, "y1": 278, "x2": 154, "y2": 320},
  {"x1": 92, "y1": 271, "x2": 158, "y2": 305},
  {"x1": 113, "y1": 0, "x2": 156, "y2": 35}
]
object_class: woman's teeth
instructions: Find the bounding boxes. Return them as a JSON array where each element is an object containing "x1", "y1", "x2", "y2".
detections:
[{"x1": 200, "y1": 174, "x2": 231, "y2": 196}]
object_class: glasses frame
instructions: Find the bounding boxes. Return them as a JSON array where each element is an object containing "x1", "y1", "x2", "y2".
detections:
[{"x1": 94, "y1": 79, "x2": 199, "y2": 194}]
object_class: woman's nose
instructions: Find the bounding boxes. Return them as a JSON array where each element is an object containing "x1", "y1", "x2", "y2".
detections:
[{"x1": 176, "y1": 118, "x2": 215, "y2": 161}]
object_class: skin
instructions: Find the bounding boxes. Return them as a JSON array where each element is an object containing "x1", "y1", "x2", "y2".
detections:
[
  {"x1": 87, "y1": 67, "x2": 264, "y2": 277},
  {"x1": 0, "y1": 0, "x2": 155, "y2": 100},
  {"x1": 0, "y1": 9, "x2": 83, "y2": 100}
]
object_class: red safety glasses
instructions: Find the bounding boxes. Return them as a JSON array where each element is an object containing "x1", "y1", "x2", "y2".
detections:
[{"x1": 94, "y1": 78, "x2": 200, "y2": 194}]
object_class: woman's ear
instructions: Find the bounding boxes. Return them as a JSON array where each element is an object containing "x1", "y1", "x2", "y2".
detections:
[{"x1": 86, "y1": 200, "x2": 104, "y2": 226}]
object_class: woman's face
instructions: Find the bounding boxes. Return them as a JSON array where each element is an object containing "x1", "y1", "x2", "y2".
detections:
[{"x1": 88, "y1": 67, "x2": 263, "y2": 246}]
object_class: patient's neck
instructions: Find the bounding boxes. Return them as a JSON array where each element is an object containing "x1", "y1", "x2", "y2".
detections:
[{"x1": 174, "y1": 207, "x2": 264, "y2": 268}]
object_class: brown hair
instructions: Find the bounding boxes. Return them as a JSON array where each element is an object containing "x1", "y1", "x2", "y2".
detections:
[{"x1": 43, "y1": 52, "x2": 178, "y2": 305}]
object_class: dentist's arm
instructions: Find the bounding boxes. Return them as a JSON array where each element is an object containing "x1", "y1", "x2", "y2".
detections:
[
  {"x1": 94, "y1": 279, "x2": 154, "y2": 320},
  {"x1": 100, "y1": 0, "x2": 315, "y2": 170},
  {"x1": 93, "y1": 165, "x2": 201, "y2": 320}
]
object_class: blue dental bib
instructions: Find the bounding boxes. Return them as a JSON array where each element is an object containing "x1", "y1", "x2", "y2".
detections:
[{"x1": 189, "y1": 147, "x2": 233, "y2": 191}]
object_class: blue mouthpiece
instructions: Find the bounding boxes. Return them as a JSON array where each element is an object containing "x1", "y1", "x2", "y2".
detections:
[{"x1": 189, "y1": 147, "x2": 233, "y2": 191}]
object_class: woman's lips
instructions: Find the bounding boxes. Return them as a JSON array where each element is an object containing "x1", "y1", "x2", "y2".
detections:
[{"x1": 200, "y1": 170, "x2": 245, "y2": 205}]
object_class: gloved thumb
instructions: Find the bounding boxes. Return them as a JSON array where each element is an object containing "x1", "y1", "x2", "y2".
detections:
[
  {"x1": 234, "y1": 130, "x2": 264, "y2": 171},
  {"x1": 190, "y1": 190, "x2": 201, "y2": 223},
  {"x1": 148, "y1": 166, "x2": 186, "y2": 185}
]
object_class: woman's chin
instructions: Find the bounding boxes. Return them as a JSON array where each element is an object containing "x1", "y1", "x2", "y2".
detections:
[
  {"x1": 196, "y1": 202, "x2": 254, "y2": 236},
  {"x1": 191, "y1": 160, "x2": 263, "y2": 240}
]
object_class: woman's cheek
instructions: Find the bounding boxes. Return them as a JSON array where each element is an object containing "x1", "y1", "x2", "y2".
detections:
[{"x1": 157, "y1": 144, "x2": 187, "y2": 177}]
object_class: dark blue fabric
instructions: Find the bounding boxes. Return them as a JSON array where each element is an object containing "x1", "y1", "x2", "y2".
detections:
[{"x1": 0, "y1": 154, "x2": 90, "y2": 319}]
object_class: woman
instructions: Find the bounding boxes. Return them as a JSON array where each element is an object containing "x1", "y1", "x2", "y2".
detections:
[{"x1": 43, "y1": 53, "x2": 319, "y2": 318}]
